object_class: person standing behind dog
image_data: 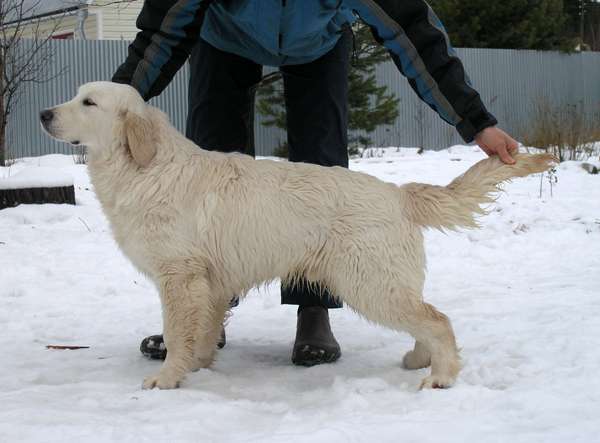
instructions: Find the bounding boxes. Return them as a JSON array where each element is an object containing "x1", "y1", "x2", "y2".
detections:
[{"x1": 112, "y1": 0, "x2": 519, "y2": 366}]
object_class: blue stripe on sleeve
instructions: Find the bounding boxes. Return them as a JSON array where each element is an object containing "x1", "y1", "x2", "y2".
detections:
[
  {"x1": 132, "y1": 0, "x2": 203, "y2": 97},
  {"x1": 343, "y1": 0, "x2": 462, "y2": 125}
]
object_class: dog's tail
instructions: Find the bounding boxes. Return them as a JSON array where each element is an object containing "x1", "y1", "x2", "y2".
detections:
[{"x1": 400, "y1": 152, "x2": 556, "y2": 231}]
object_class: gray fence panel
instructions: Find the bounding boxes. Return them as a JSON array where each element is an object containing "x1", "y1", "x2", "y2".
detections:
[
  {"x1": 368, "y1": 47, "x2": 600, "y2": 149},
  {"x1": 7, "y1": 39, "x2": 193, "y2": 159},
  {"x1": 7, "y1": 40, "x2": 600, "y2": 159}
]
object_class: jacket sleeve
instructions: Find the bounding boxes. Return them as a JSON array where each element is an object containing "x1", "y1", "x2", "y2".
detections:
[
  {"x1": 112, "y1": 0, "x2": 214, "y2": 101},
  {"x1": 342, "y1": 0, "x2": 497, "y2": 142}
]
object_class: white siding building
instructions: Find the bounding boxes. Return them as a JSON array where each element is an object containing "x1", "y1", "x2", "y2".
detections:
[{"x1": 10, "y1": 0, "x2": 143, "y2": 41}]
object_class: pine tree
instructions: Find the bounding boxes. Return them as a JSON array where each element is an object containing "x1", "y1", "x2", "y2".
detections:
[
  {"x1": 256, "y1": 21, "x2": 399, "y2": 156},
  {"x1": 428, "y1": 0, "x2": 573, "y2": 50},
  {"x1": 563, "y1": 0, "x2": 600, "y2": 50}
]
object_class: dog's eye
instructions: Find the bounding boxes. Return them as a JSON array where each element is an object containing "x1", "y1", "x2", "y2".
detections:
[{"x1": 83, "y1": 98, "x2": 96, "y2": 107}]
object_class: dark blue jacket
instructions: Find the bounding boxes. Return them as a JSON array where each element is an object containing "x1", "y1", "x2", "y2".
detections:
[
  {"x1": 113, "y1": 0, "x2": 497, "y2": 142},
  {"x1": 201, "y1": 1, "x2": 357, "y2": 66}
]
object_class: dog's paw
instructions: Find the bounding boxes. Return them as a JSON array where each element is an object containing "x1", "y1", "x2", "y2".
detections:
[
  {"x1": 419, "y1": 374, "x2": 456, "y2": 390},
  {"x1": 142, "y1": 372, "x2": 182, "y2": 390},
  {"x1": 402, "y1": 350, "x2": 431, "y2": 370}
]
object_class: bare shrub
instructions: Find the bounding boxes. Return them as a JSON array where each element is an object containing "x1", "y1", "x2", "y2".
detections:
[
  {"x1": 1, "y1": 1, "x2": 64, "y2": 165},
  {"x1": 522, "y1": 97, "x2": 600, "y2": 162},
  {"x1": 72, "y1": 147, "x2": 87, "y2": 165}
]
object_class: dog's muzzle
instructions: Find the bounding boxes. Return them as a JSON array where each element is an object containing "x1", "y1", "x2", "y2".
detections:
[
  {"x1": 39, "y1": 108, "x2": 79, "y2": 145},
  {"x1": 39, "y1": 109, "x2": 54, "y2": 129},
  {"x1": 39, "y1": 109, "x2": 61, "y2": 139}
]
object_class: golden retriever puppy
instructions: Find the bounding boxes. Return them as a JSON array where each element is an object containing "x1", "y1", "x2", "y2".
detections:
[{"x1": 40, "y1": 82, "x2": 555, "y2": 390}]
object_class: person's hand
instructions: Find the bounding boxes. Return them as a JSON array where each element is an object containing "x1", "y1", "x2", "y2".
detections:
[{"x1": 474, "y1": 126, "x2": 519, "y2": 165}]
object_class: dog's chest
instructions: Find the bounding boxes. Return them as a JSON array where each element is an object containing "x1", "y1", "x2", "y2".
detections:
[
  {"x1": 90, "y1": 160, "x2": 219, "y2": 277},
  {"x1": 109, "y1": 206, "x2": 180, "y2": 274}
]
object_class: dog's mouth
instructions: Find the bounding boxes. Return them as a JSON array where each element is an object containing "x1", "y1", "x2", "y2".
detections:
[
  {"x1": 39, "y1": 119, "x2": 76, "y2": 145},
  {"x1": 40, "y1": 122, "x2": 61, "y2": 141},
  {"x1": 39, "y1": 108, "x2": 88, "y2": 147},
  {"x1": 41, "y1": 125, "x2": 83, "y2": 147},
  {"x1": 39, "y1": 118, "x2": 57, "y2": 137},
  {"x1": 39, "y1": 109, "x2": 67, "y2": 143},
  {"x1": 40, "y1": 120, "x2": 52, "y2": 133}
]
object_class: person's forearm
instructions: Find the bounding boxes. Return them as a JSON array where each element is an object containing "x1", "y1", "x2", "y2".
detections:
[
  {"x1": 343, "y1": 0, "x2": 497, "y2": 142},
  {"x1": 112, "y1": 0, "x2": 215, "y2": 101}
]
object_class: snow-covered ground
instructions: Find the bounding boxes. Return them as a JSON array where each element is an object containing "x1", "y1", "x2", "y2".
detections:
[{"x1": 1, "y1": 147, "x2": 599, "y2": 443}]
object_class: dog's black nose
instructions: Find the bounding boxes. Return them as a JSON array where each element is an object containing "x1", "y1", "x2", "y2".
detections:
[{"x1": 40, "y1": 109, "x2": 54, "y2": 123}]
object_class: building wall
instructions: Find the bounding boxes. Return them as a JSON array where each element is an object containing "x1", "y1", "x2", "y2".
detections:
[
  {"x1": 8, "y1": 12, "x2": 97, "y2": 40},
  {"x1": 91, "y1": 0, "x2": 143, "y2": 40},
  {"x1": 83, "y1": 13, "x2": 99, "y2": 40},
  {"x1": 9, "y1": 1, "x2": 143, "y2": 41}
]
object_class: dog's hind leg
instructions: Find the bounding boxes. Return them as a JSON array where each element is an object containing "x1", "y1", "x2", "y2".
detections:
[
  {"x1": 342, "y1": 284, "x2": 460, "y2": 389},
  {"x1": 402, "y1": 340, "x2": 431, "y2": 370},
  {"x1": 402, "y1": 302, "x2": 461, "y2": 389},
  {"x1": 142, "y1": 272, "x2": 226, "y2": 390}
]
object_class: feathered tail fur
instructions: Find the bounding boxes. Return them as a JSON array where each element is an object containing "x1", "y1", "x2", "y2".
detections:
[{"x1": 401, "y1": 153, "x2": 557, "y2": 230}]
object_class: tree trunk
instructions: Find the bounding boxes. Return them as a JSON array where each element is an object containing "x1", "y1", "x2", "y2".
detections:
[
  {"x1": 0, "y1": 43, "x2": 4, "y2": 167},
  {"x1": 0, "y1": 116, "x2": 6, "y2": 167}
]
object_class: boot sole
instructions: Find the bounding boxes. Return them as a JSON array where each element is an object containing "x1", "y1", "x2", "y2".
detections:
[{"x1": 292, "y1": 347, "x2": 341, "y2": 367}]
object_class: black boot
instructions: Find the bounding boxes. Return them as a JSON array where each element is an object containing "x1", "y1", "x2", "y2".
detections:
[
  {"x1": 140, "y1": 328, "x2": 226, "y2": 360},
  {"x1": 292, "y1": 306, "x2": 341, "y2": 366}
]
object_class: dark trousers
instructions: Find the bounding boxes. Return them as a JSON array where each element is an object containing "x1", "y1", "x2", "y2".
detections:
[{"x1": 185, "y1": 30, "x2": 352, "y2": 308}]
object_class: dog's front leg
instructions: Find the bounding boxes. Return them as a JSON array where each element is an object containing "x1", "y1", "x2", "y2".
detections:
[{"x1": 142, "y1": 272, "x2": 224, "y2": 389}]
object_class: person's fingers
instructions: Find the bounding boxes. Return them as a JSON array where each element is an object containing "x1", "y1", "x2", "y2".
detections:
[
  {"x1": 497, "y1": 144, "x2": 516, "y2": 164},
  {"x1": 480, "y1": 144, "x2": 493, "y2": 156},
  {"x1": 506, "y1": 137, "x2": 519, "y2": 153}
]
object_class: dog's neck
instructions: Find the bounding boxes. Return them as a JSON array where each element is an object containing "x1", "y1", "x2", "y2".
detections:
[
  {"x1": 85, "y1": 139, "x2": 143, "y2": 214},
  {"x1": 84, "y1": 111, "x2": 217, "y2": 217}
]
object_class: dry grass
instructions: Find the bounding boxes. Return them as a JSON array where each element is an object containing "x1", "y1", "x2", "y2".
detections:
[
  {"x1": 522, "y1": 98, "x2": 600, "y2": 162},
  {"x1": 72, "y1": 147, "x2": 87, "y2": 165}
]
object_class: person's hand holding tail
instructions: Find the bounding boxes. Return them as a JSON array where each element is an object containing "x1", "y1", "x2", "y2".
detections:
[{"x1": 475, "y1": 127, "x2": 519, "y2": 164}]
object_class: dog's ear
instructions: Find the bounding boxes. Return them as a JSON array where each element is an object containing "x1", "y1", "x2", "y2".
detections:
[{"x1": 122, "y1": 109, "x2": 157, "y2": 167}]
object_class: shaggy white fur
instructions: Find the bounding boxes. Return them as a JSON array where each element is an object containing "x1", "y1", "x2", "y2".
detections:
[{"x1": 41, "y1": 82, "x2": 555, "y2": 390}]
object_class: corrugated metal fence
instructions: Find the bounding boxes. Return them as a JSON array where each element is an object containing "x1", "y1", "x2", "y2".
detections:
[{"x1": 7, "y1": 39, "x2": 600, "y2": 158}]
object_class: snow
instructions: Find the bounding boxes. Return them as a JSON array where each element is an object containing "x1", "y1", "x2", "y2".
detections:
[
  {"x1": 1, "y1": 146, "x2": 599, "y2": 442},
  {"x1": 0, "y1": 165, "x2": 74, "y2": 190}
]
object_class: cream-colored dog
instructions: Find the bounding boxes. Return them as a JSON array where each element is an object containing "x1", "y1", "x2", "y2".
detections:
[{"x1": 41, "y1": 82, "x2": 554, "y2": 390}]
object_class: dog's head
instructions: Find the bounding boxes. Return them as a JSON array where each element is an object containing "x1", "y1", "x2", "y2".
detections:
[{"x1": 40, "y1": 81, "x2": 157, "y2": 167}]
